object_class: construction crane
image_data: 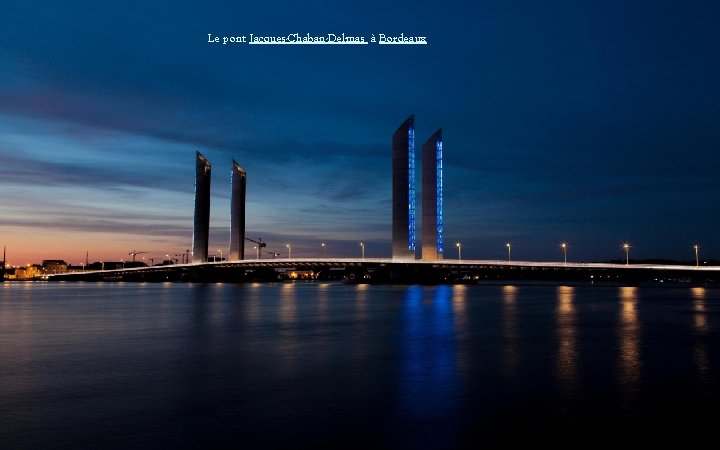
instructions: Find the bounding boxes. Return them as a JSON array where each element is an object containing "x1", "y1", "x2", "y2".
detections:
[
  {"x1": 244, "y1": 237, "x2": 267, "y2": 259},
  {"x1": 128, "y1": 250, "x2": 149, "y2": 262}
]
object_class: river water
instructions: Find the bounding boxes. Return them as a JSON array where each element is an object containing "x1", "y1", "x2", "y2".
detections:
[{"x1": 1, "y1": 281, "x2": 718, "y2": 448}]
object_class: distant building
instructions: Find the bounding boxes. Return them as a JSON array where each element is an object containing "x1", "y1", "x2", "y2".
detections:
[
  {"x1": 422, "y1": 129, "x2": 443, "y2": 260},
  {"x1": 229, "y1": 160, "x2": 247, "y2": 261},
  {"x1": 14, "y1": 265, "x2": 42, "y2": 279},
  {"x1": 392, "y1": 115, "x2": 416, "y2": 259},
  {"x1": 42, "y1": 260, "x2": 68, "y2": 274},
  {"x1": 193, "y1": 152, "x2": 211, "y2": 263}
]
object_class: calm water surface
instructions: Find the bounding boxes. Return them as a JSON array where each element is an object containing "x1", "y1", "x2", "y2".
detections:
[{"x1": 1, "y1": 281, "x2": 719, "y2": 448}]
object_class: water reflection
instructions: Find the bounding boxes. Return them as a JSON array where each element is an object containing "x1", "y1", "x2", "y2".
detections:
[
  {"x1": 452, "y1": 285, "x2": 468, "y2": 376},
  {"x1": 315, "y1": 283, "x2": 329, "y2": 322},
  {"x1": 244, "y1": 284, "x2": 262, "y2": 326},
  {"x1": 432, "y1": 286, "x2": 453, "y2": 341},
  {"x1": 277, "y1": 283, "x2": 299, "y2": 375},
  {"x1": 502, "y1": 285, "x2": 518, "y2": 377},
  {"x1": 618, "y1": 287, "x2": 641, "y2": 390},
  {"x1": 351, "y1": 285, "x2": 369, "y2": 365},
  {"x1": 279, "y1": 283, "x2": 297, "y2": 325},
  {"x1": 399, "y1": 286, "x2": 459, "y2": 428},
  {"x1": 692, "y1": 287, "x2": 708, "y2": 333},
  {"x1": 691, "y1": 287, "x2": 709, "y2": 377},
  {"x1": 556, "y1": 286, "x2": 577, "y2": 395},
  {"x1": 190, "y1": 284, "x2": 214, "y2": 334},
  {"x1": 5, "y1": 283, "x2": 720, "y2": 449},
  {"x1": 452, "y1": 284, "x2": 467, "y2": 319},
  {"x1": 356, "y1": 283, "x2": 369, "y2": 315}
]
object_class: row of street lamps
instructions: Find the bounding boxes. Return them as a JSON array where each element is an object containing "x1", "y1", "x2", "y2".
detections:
[
  {"x1": 453, "y1": 241, "x2": 702, "y2": 266},
  {"x1": 206, "y1": 241, "x2": 704, "y2": 266}
]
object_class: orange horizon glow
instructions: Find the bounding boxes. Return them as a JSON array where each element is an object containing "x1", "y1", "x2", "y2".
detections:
[{"x1": 1, "y1": 228, "x2": 190, "y2": 266}]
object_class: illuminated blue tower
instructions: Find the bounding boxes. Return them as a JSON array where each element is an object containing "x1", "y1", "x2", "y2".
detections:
[
  {"x1": 422, "y1": 129, "x2": 443, "y2": 260},
  {"x1": 392, "y1": 115, "x2": 416, "y2": 259}
]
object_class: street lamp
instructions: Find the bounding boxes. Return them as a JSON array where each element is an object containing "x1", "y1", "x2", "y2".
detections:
[
  {"x1": 694, "y1": 244, "x2": 700, "y2": 267},
  {"x1": 506, "y1": 243, "x2": 512, "y2": 262},
  {"x1": 561, "y1": 242, "x2": 567, "y2": 264},
  {"x1": 321, "y1": 242, "x2": 327, "y2": 257},
  {"x1": 455, "y1": 242, "x2": 462, "y2": 260},
  {"x1": 622, "y1": 243, "x2": 630, "y2": 265},
  {"x1": 254, "y1": 246, "x2": 259, "y2": 259},
  {"x1": 218, "y1": 249, "x2": 223, "y2": 262},
  {"x1": 360, "y1": 242, "x2": 365, "y2": 259},
  {"x1": 286, "y1": 243, "x2": 292, "y2": 259}
]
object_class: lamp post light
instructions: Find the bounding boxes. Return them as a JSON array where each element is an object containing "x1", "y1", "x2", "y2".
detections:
[
  {"x1": 254, "y1": 246, "x2": 259, "y2": 259},
  {"x1": 623, "y1": 243, "x2": 630, "y2": 265},
  {"x1": 456, "y1": 242, "x2": 462, "y2": 260},
  {"x1": 218, "y1": 249, "x2": 223, "y2": 262},
  {"x1": 561, "y1": 242, "x2": 567, "y2": 264},
  {"x1": 694, "y1": 244, "x2": 700, "y2": 267},
  {"x1": 506, "y1": 243, "x2": 512, "y2": 262},
  {"x1": 321, "y1": 242, "x2": 327, "y2": 257},
  {"x1": 360, "y1": 242, "x2": 365, "y2": 259},
  {"x1": 286, "y1": 244, "x2": 292, "y2": 259}
]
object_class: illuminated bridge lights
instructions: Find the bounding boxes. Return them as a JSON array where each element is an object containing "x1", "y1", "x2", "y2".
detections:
[
  {"x1": 436, "y1": 138, "x2": 443, "y2": 254},
  {"x1": 408, "y1": 125, "x2": 416, "y2": 251}
]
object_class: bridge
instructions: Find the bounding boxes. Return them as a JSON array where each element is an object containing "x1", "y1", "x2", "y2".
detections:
[{"x1": 45, "y1": 258, "x2": 720, "y2": 284}]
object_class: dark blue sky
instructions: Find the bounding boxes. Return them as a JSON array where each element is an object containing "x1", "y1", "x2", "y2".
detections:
[{"x1": 1, "y1": 0, "x2": 719, "y2": 264}]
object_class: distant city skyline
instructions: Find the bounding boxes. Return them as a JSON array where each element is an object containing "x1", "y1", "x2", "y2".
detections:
[{"x1": 2, "y1": 0, "x2": 720, "y2": 265}]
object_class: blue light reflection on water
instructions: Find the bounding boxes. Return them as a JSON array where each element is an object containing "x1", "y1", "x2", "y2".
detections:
[
  {"x1": 398, "y1": 285, "x2": 459, "y2": 445},
  {"x1": 2, "y1": 282, "x2": 720, "y2": 448}
]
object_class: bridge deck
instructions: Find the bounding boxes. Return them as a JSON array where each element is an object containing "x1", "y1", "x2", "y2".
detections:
[{"x1": 43, "y1": 258, "x2": 720, "y2": 283}]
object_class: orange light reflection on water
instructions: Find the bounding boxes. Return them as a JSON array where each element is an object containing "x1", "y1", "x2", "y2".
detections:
[
  {"x1": 556, "y1": 285, "x2": 577, "y2": 393},
  {"x1": 502, "y1": 285, "x2": 519, "y2": 377},
  {"x1": 618, "y1": 286, "x2": 640, "y2": 388}
]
